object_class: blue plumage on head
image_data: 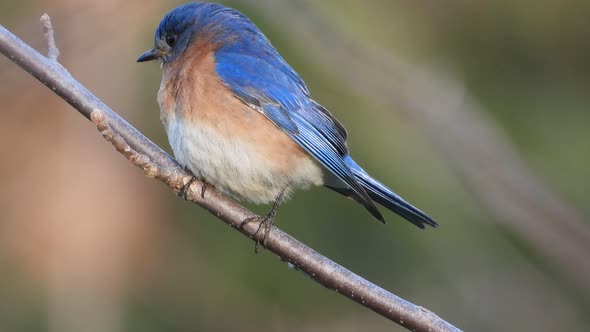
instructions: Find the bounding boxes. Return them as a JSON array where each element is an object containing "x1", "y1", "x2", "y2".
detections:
[
  {"x1": 154, "y1": 2, "x2": 309, "y2": 97},
  {"x1": 155, "y1": 2, "x2": 270, "y2": 60}
]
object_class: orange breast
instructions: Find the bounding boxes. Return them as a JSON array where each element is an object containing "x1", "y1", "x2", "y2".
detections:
[{"x1": 159, "y1": 39, "x2": 309, "y2": 175}]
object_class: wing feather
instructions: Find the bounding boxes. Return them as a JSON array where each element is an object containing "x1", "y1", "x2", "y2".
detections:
[{"x1": 215, "y1": 51, "x2": 383, "y2": 221}]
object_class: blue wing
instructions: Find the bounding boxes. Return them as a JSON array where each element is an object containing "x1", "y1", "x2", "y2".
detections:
[{"x1": 215, "y1": 51, "x2": 385, "y2": 222}]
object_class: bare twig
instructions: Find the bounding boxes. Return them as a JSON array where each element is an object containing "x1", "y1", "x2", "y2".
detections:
[
  {"x1": 40, "y1": 13, "x2": 59, "y2": 61},
  {"x1": 0, "y1": 16, "x2": 461, "y2": 332}
]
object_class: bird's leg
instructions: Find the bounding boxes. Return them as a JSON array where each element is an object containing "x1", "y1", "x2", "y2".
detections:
[{"x1": 241, "y1": 186, "x2": 288, "y2": 253}]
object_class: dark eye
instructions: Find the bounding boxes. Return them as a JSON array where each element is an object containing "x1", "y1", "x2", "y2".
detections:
[{"x1": 165, "y1": 34, "x2": 176, "y2": 47}]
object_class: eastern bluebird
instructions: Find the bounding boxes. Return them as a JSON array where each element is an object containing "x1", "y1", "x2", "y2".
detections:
[{"x1": 137, "y1": 2, "x2": 437, "y2": 233}]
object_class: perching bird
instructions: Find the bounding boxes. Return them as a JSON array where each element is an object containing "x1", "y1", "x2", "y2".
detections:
[{"x1": 137, "y1": 2, "x2": 437, "y2": 233}]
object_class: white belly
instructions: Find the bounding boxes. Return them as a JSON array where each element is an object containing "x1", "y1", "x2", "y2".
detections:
[{"x1": 165, "y1": 114, "x2": 324, "y2": 204}]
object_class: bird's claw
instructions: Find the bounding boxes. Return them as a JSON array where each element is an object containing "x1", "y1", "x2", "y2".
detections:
[
  {"x1": 240, "y1": 213, "x2": 276, "y2": 254},
  {"x1": 178, "y1": 175, "x2": 197, "y2": 200},
  {"x1": 178, "y1": 173, "x2": 212, "y2": 200},
  {"x1": 239, "y1": 188, "x2": 286, "y2": 253},
  {"x1": 200, "y1": 182, "x2": 209, "y2": 199}
]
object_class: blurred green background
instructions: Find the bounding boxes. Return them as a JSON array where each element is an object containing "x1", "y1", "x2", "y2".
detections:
[{"x1": 0, "y1": 0, "x2": 588, "y2": 331}]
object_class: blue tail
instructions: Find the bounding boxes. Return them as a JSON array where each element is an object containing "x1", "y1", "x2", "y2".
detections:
[{"x1": 343, "y1": 157, "x2": 438, "y2": 229}]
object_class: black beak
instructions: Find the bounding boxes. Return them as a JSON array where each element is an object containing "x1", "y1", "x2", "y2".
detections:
[{"x1": 137, "y1": 49, "x2": 158, "y2": 62}]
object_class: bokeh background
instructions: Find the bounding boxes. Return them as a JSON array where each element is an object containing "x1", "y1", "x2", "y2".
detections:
[{"x1": 0, "y1": 1, "x2": 588, "y2": 331}]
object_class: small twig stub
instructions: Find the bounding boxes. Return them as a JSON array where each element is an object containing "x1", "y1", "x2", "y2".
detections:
[{"x1": 40, "y1": 13, "x2": 60, "y2": 61}]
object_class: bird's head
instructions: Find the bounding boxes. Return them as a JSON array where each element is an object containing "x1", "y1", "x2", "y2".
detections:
[{"x1": 137, "y1": 1, "x2": 269, "y2": 64}]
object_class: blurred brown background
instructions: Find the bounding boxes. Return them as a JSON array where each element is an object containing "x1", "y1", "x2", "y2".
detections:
[{"x1": 0, "y1": 1, "x2": 588, "y2": 331}]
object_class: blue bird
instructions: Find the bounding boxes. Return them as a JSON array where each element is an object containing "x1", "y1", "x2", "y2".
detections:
[{"x1": 137, "y1": 2, "x2": 437, "y2": 234}]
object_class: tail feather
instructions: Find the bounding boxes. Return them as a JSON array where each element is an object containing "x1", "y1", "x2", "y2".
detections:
[{"x1": 345, "y1": 157, "x2": 438, "y2": 229}]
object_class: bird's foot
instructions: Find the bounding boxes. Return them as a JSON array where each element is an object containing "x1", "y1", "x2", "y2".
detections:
[
  {"x1": 178, "y1": 166, "x2": 212, "y2": 200},
  {"x1": 178, "y1": 175, "x2": 210, "y2": 200},
  {"x1": 240, "y1": 187, "x2": 287, "y2": 253},
  {"x1": 178, "y1": 175, "x2": 196, "y2": 200},
  {"x1": 240, "y1": 212, "x2": 276, "y2": 254}
]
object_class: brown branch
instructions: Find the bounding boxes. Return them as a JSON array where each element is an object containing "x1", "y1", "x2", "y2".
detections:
[{"x1": 0, "y1": 16, "x2": 462, "y2": 332}]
